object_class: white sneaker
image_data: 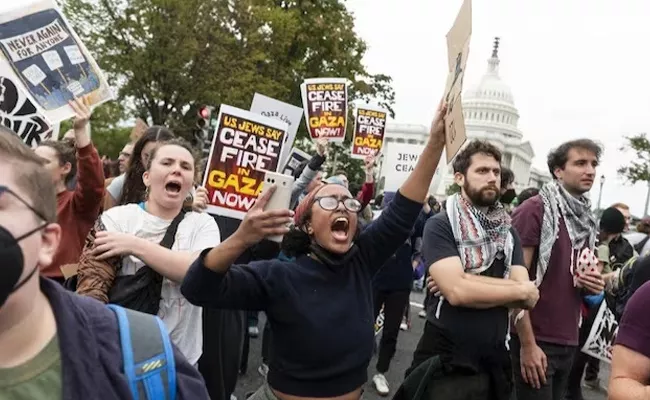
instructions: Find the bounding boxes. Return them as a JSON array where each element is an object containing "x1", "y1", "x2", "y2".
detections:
[
  {"x1": 418, "y1": 309, "x2": 427, "y2": 318},
  {"x1": 400, "y1": 321, "x2": 408, "y2": 331},
  {"x1": 258, "y1": 363, "x2": 269, "y2": 378},
  {"x1": 373, "y1": 373, "x2": 390, "y2": 396},
  {"x1": 248, "y1": 326, "x2": 259, "y2": 338}
]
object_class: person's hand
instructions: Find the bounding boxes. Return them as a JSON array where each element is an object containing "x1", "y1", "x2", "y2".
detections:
[
  {"x1": 234, "y1": 185, "x2": 294, "y2": 247},
  {"x1": 577, "y1": 270, "x2": 605, "y2": 294},
  {"x1": 426, "y1": 276, "x2": 441, "y2": 297},
  {"x1": 519, "y1": 281, "x2": 540, "y2": 310},
  {"x1": 192, "y1": 187, "x2": 209, "y2": 212},
  {"x1": 428, "y1": 100, "x2": 448, "y2": 148},
  {"x1": 315, "y1": 138, "x2": 328, "y2": 157},
  {"x1": 92, "y1": 231, "x2": 141, "y2": 260},
  {"x1": 69, "y1": 97, "x2": 92, "y2": 148},
  {"x1": 520, "y1": 342, "x2": 548, "y2": 389}
]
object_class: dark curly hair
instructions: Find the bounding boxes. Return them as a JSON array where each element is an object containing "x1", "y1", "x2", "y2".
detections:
[
  {"x1": 119, "y1": 126, "x2": 174, "y2": 205},
  {"x1": 547, "y1": 139, "x2": 602, "y2": 179},
  {"x1": 452, "y1": 140, "x2": 502, "y2": 175}
]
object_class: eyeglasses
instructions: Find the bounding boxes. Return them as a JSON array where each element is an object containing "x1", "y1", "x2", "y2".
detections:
[
  {"x1": 314, "y1": 196, "x2": 363, "y2": 213},
  {"x1": 0, "y1": 185, "x2": 47, "y2": 222}
]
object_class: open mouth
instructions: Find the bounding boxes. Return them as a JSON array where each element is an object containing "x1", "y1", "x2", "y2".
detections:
[
  {"x1": 330, "y1": 216, "x2": 350, "y2": 242},
  {"x1": 164, "y1": 180, "x2": 182, "y2": 195}
]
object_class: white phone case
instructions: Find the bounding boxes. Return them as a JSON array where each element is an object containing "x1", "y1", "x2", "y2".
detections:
[{"x1": 259, "y1": 171, "x2": 295, "y2": 243}]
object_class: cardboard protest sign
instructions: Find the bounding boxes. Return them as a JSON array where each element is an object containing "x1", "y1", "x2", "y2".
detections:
[
  {"x1": 0, "y1": 0, "x2": 112, "y2": 124},
  {"x1": 443, "y1": 0, "x2": 472, "y2": 163},
  {"x1": 300, "y1": 77, "x2": 347, "y2": 142},
  {"x1": 202, "y1": 105, "x2": 288, "y2": 219},
  {"x1": 0, "y1": 74, "x2": 55, "y2": 147},
  {"x1": 351, "y1": 105, "x2": 387, "y2": 160},
  {"x1": 250, "y1": 93, "x2": 303, "y2": 169},
  {"x1": 129, "y1": 118, "x2": 148, "y2": 142},
  {"x1": 281, "y1": 147, "x2": 310, "y2": 176},
  {"x1": 581, "y1": 301, "x2": 619, "y2": 364}
]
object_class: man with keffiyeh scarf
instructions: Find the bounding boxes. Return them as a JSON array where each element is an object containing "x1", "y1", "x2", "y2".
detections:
[
  {"x1": 510, "y1": 139, "x2": 605, "y2": 400},
  {"x1": 401, "y1": 141, "x2": 539, "y2": 400}
]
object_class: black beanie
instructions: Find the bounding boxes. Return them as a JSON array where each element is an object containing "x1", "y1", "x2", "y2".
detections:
[{"x1": 600, "y1": 207, "x2": 626, "y2": 234}]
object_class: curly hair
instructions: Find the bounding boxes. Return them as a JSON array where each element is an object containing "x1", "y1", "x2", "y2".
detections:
[
  {"x1": 452, "y1": 140, "x2": 502, "y2": 175},
  {"x1": 119, "y1": 126, "x2": 174, "y2": 205}
]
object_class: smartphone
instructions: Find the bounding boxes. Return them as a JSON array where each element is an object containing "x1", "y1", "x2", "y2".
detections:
[{"x1": 259, "y1": 171, "x2": 295, "y2": 243}]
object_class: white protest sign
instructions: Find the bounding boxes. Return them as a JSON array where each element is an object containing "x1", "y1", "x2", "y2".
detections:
[
  {"x1": 63, "y1": 45, "x2": 84, "y2": 65},
  {"x1": 581, "y1": 301, "x2": 619, "y2": 364},
  {"x1": 22, "y1": 64, "x2": 46, "y2": 86},
  {"x1": 0, "y1": 0, "x2": 113, "y2": 123},
  {"x1": 250, "y1": 93, "x2": 303, "y2": 170},
  {"x1": 381, "y1": 142, "x2": 426, "y2": 192},
  {"x1": 42, "y1": 50, "x2": 63, "y2": 71}
]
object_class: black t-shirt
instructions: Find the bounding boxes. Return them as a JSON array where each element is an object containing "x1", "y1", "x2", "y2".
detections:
[{"x1": 423, "y1": 212, "x2": 524, "y2": 358}]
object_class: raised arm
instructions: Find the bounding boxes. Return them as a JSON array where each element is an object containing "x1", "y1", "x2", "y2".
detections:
[
  {"x1": 180, "y1": 187, "x2": 293, "y2": 307},
  {"x1": 290, "y1": 139, "x2": 327, "y2": 208},
  {"x1": 69, "y1": 98, "x2": 105, "y2": 219},
  {"x1": 356, "y1": 102, "x2": 447, "y2": 270}
]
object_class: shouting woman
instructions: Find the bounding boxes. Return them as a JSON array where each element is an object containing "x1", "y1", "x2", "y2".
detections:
[
  {"x1": 76, "y1": 138, "x2": 221, "y2": 366},
  {"x1": 180, "y1": 102, "x2": 448, "y2": 400}
]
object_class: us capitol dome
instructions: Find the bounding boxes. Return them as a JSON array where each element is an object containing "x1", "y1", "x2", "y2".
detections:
[{"x1": 382, "y1": 37, "x2": 551, "y2": 196}]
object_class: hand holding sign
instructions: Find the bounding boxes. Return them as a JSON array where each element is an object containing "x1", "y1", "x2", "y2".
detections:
[
  {"x1": 69, "y1": 96, "x2": 92, "y2": 148},
  {"x1": 234, "y1": 185, "x2": 294, "y2": 247},
  {"x1": 430, "y1": 100, "x2": 448, "y2": 149},
  {"x1": 315, "y1": 138, "x2": 328, "y2": 157}
]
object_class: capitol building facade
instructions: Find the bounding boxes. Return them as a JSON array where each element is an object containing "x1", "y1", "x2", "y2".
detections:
[{"x1": 381, "y1": 38, "x2": 551, "y2": 197}]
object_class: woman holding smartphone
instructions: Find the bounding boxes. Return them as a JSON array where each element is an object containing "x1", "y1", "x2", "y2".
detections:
[{"x1": 181, "y1": 102, "x2": 448, "y2": 400}]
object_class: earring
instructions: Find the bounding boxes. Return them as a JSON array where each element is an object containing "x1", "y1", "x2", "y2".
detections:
[{"x1": 144, "y1": 185, "x2": 151, "y2": 199}]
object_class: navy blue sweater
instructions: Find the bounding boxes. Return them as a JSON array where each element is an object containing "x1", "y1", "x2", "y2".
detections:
[
  {"x1": 39, "y1": 278, "x2": 209, "y2": 399},
  {"x1": 181, "y1": 191, "x2": 423, "y2": 397}
]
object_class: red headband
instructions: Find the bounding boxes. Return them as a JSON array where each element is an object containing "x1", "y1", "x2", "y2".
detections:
[{"x1": 293, "y1": 183, "x2": 325, "y2": 225}]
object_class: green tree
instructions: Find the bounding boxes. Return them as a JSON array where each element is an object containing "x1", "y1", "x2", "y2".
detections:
[
  {"x1": 446, "y1": 183, "x2": 461, "y2": 196},
  {"x1": 618, "y1": 133, "x2": 650, "y2": 216},
  {"x1": 61, "y1": 0, "x2": 395, "y2": 142}
]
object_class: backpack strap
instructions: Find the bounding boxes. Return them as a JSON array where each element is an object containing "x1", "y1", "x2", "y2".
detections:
[{"x1": 108, "y1": 304, "x2": 177, "y2": 400}]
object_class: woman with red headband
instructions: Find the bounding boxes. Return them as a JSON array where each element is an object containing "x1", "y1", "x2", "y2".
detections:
[{"x1": 181, "y1": 102, "x2": 448, "y2": 400}]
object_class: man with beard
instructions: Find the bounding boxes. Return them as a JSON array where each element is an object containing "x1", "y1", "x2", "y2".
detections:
[
  {"x1": 510, "y1": 139, "x2": 605, "y2": 400},
  {"x1": 404, "y1": 140, "x2": 539, "y2": 400}
]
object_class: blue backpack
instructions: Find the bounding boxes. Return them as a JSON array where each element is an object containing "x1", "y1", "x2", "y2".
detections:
[{"x1": 108, "y1": 304, "x2": 177, "y2": 400}]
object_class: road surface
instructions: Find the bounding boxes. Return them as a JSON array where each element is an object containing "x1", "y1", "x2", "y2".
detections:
[{"x1": 234, "y1": 291, "x2": 608, "y2": 400}]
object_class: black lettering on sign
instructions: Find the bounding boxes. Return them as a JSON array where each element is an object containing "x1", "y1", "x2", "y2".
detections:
[{"x1": 0, "y1": 76, "x2": 52, "y2": 148}]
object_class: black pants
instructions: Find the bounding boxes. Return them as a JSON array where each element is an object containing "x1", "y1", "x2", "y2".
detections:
[
  {"x1": 407, "y1": 321, "x2": 512, "y2": 400},
  {"x1": 199, "y1": 308, "x2": 246, "y2": 400},
  {"x1": 373, "y1": 289, "x2": 410, "y2": 373},
  {"x1": 566, "y1": 305, "x2": 600, "y2": 399},
  {"x1": 510, "y1": 336, "x2": 576, "y2": 400}
]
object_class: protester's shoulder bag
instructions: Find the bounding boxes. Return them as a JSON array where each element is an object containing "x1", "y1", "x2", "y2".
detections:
[
  {"x1": 108, "y1": 304, "x2": 176, "y2": 400},
  {"x1": 108, "y1": 210, "x2": 186, "y2": 315}
]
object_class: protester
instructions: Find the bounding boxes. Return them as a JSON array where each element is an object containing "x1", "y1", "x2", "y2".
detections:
[
  {"x1": 405, "y1": 140, "x2": 538, "y2": 400},
  {"x1": 516, "y1": 188, "x2": 540, "y2": 207},
  {"x1": 289, "y1": 138, "x2": 328, "y2": 209},
  {"x1": 180, "y1": 101, "x2": 448, "y2": 400},
  {"x1": 75, "y1": 138, "x2": 221, "y2": 366},
  {"x1": 608, "y1": 281, "x2": 650, "y2": 400},
  {"x1": 566, "y1": 206, "x2": 627, "y2": 400},
  {"x1": 632, "y1": 217, "x2": 650, "y2": 255},
  {"x1": 611, "y1": 202, "x2": 631, "y2": 232},
  {"x1": 104, "y1": 126, "x2": 175, "y2": 209},
  {"x1": 370, "y1": 191, "x2": 418, "y2": 395},
  {"x1": 117, "y1": 142, "x2": 134, "y2": 174},
  {"x1": 511, "y1": 139, "x2": 604, "y2": 400},
  {"x1": 34, "y1": 98, "x2": 105, "y2": 283},
  {"x1": 414, "y1": 195, "x2": 438, "y2": 319},
  {"x1": 500, "y1": 166, "x2": 517, "y2": 205},
  {"x1": 0, "y1": 129, "x2": 209, "y2": 399}
]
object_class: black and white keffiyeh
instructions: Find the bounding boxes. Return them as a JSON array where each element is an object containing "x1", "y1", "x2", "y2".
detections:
[{"x1": 535, "y1": 180, "x2": 597, "y2": 286}]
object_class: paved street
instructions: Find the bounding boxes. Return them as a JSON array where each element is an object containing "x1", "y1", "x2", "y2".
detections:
[{"x1": 234, "y1": 291, "x2": 608, "y2": 400}]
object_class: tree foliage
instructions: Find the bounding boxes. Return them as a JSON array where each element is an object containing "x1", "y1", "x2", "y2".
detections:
[
  {"x1": 618, "y1": 133, "x2": 650, "y2": 184},
  {"x1": 61, "y1": 0, "x2": 395, "y2": 146}
]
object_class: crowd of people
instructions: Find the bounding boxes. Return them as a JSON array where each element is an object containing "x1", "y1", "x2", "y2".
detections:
[{"x1": 1, "y1": 96, "x2": 650, "y2": 400}]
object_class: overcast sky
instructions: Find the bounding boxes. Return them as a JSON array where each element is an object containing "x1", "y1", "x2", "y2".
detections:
[{"x1": 346, "y1": 0, "x2": 650, "y2": 216}]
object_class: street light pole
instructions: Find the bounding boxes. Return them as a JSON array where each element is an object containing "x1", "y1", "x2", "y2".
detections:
[{"x1": 597, "y1": 174, "x2": 605, "y2": 211}]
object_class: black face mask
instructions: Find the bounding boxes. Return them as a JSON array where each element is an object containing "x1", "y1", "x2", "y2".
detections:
[
  {"x1": 0, "y1": 224, "x2": 43, "y2": 308},
  {"x1": 500, "y1": 188, "x2": 517, "y2": 204},
  {"x1": 0, "y1": 185, "x2": 48, "y2": 309},
  {"x1": 309, "y1": 242, "x2": 360, "y2": 268}
]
